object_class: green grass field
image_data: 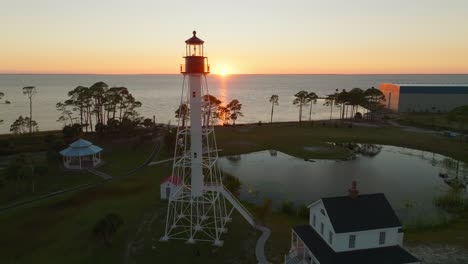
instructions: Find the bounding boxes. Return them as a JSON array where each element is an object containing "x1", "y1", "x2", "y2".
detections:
[
  {"x1": 397, "y1": 112, "x2": 466, "y2": 132},
  {"x1": 0, "y1": 124, "x2": 467, "y2": 263}
]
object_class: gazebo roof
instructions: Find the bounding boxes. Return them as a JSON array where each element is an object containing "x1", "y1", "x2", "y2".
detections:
[
  {"x1": 70, "y1": 139, "x2": 93, "y2": 148},
  {"x1": 59, "y1": 139, "x2": 103, "y2": 157}
]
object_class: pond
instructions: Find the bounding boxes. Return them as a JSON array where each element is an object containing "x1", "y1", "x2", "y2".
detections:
[{"x1": 218, "y1": 145, "x2": 468, "y2": 223}]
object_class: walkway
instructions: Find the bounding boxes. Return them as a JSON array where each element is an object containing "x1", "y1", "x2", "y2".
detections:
[
  {"x1": 211, "y1": 185, "x2": 271, "y2": 263},
  {"x1": 254, "y1": 224, "x2": 272, "y2": 264}
]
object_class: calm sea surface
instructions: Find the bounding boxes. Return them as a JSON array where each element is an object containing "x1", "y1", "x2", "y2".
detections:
[{"x1": 1, "y1": 74, "x2": 468, "y2": 134}]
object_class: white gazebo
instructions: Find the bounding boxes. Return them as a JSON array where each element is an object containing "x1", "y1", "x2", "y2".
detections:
[{"x1": 59, "y1": 139, "x2": 103, "y2": 169}]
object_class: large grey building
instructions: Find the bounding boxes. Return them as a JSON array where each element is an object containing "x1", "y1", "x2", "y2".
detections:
[{"x1": 380, "y1": 83, "x2": 468, "y2": 112}]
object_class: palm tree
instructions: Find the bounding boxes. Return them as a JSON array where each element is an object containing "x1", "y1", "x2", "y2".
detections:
[
  {"x1": 307, "y1": 92, "x2": 318, "y2": 121},
  {"x1": 335, "y1": 89, "x2": 349, "y2": 120},
  {"x1": 202, "y1": 94, "x2": 221, "y2": 126},
  {"x1": 363, "y1": 87, "x2": 385, "y2": 120},
  {"x1": 0, "y1": 92, "x2": 4, "y2": 124},
  {"x1": 348, "y1": 88, "x2": 365, "y2": 119},
  {"x1": 226, "y1": 99, "x2": 243, "y2": 125},
  {"x1": 22, "y1": 86, "x2": 36, "y2": 133},
  {"x1": 269, "y1": 95, "x2": 279, "y2": 123},
  {"x1": 324, "y1": 89, "x2": 339, "y2": 120},
  {"x1": 175, "y1": 103, "x2": 190, "y2": 127},
  {"x1": 293, "y1": 91, "x2": 309, "y2": 122}
]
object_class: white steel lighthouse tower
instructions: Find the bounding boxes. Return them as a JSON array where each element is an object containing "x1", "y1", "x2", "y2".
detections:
[{"x1": 161, "y1": 31, "x2": 253, "y2": 246}]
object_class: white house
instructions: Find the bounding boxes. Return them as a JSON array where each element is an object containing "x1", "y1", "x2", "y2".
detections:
[
  {"x1": 160, "y1": 175, "x2": 182, "y2": 200},
  {"x1": 285, "y1": 182, "x2": 420, "y2": 264}
]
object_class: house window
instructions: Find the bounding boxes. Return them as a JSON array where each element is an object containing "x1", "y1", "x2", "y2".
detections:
[
  {"x1": 398, "y1": 227, "x2": 403, "y2": 233},
  {"x1": 328, "y1": 230, "x2": 333, "y2": 244},
  {"x1": 379, "y1": 231, "x2": 386, "y2": 245},
  {"x1": 194, "y1": 152, "x2": 197, "y2": 159},
  {"x1": 320, "y1": 223, "x2": 324, "y2": 235},
  {"x1": 320, "y1": 209, "x2": 326, "y2": 216},
  {"x1": 349, "y1": 235, "x2": 356, "y2": 248},
  {"x1": 312, "y1": 214, "x2": 316, "y2": 227},
  {"x1": 192, "y1": 91, "x2": 196, "y2": 98}
]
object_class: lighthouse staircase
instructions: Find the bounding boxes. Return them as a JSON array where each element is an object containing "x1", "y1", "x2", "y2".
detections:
[{"x1": 220, "y1": 186, "x2": 255, "y2": 226}]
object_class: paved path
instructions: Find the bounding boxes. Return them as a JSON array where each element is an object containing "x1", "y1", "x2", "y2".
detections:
[{"x1": 254, "y1": 224, "x2": 272, "y2": 264}]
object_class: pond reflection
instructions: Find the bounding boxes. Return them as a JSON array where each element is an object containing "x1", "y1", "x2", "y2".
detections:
[{"x1": 218, "y1": 145, "x2": 467, "y2": 223}]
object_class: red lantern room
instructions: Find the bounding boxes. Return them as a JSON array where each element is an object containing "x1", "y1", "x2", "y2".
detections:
[{"x1": 181, "y1": 31, "x2": 210, "y2": 74}]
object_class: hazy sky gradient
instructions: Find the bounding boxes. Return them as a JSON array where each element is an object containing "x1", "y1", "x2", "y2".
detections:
[{"x1": 1, "y1": 0, "x2": 468, "y2": 74}]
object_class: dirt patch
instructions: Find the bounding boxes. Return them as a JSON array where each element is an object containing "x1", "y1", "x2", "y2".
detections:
[{"x1": 407, "y1": 244, "x2": 468, "y2": 264}]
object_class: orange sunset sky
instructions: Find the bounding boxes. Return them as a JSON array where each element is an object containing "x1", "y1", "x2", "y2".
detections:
[{"x1": 1, "y1": 0, "x2": 468, "y2": 74}]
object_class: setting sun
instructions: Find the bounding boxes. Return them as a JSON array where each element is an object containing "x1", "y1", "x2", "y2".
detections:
[{"x1": 220, "y1": 67, "x2": 228, "y2": 76}]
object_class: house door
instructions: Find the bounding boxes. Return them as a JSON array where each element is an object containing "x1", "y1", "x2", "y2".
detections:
[{"x1": 166, "y1": 186, "x2": 171, "y2": 199}]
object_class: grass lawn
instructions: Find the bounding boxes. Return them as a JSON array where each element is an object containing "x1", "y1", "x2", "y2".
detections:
[
  {"x1": 0, "y1": 124, "x2": 467, "y2": 263},
  {"x1": 397, "y1": 112, "x2": 466, "y2": 132},
  {"x1": 215, "y1": 123, "x2": 468, "y2": 163},
  {"x1": 0, "y1": 160, "x2": 100, "y2": 206}
]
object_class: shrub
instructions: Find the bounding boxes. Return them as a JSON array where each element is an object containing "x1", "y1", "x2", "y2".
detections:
[
  {"x1": 92, "y1": 213, "x2": 124, "y2": 246},
  {"x1": 433, "y1": 186, "x2": 466, "y2": 213},
  {"x1": 297, "y1": 204, "x2": 309, "y2": 218},
  {"x1": 281, "y1": 200, "x2": 295, "y2": 215},
  {"x1": 223, "y1": 172, "x2": 241, "y2": 198}
]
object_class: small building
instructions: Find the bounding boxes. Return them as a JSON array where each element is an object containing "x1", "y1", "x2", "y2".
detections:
[
  {"x1": 59, "y1": 139, "x2": 103, "y2": 170},
  {"x1": 284, "y1": 182, "x2": 420, "y2": 264},
  {"x1": 380, "y1": 83, "x2": 468, "y2": 113},
  {"x1": 160, "y1": 175, "x2": 182, "y2": 200}
]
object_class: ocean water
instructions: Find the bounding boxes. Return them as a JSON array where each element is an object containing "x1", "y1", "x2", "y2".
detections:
[{"x1": 1, "y1": 74, "x2": 468, "y2": 134}]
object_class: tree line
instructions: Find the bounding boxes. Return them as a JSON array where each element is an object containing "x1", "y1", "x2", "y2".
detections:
[
  {"x1": 175, "y1": 95, "x2": 244, "y2": 126},
  {"x1": 269, "y1": 87, "x2": 387, "y2": 123},
  {"x1": 8, "y1": 86, "x2": 39, "y2": 134},
  {"x1": 56, "y1": 82, "x2": 149, "y2": 136}
]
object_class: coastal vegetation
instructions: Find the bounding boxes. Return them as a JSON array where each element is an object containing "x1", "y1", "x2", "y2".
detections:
[
  {"x1": 292, "y1": 91, "x2": 310, "y2": 122},
  {"x1": 22, "y1": 86, "x2": 36, "y2": 134},
  {"x1": 10, "y1": 116, "x2": 39, "y2": 134},
  {"x1": 0, "y1": 91, "x2": 4, "y2": 124},
  {"x1": 57, "y1": 82, "x2": 143, "y2": 133},
  {"x1": 269, "y1": 94, "x2": 278, "y2": 123}
]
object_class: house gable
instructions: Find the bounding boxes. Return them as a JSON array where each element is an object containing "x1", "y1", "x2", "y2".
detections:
[{"x1": 308, "y1": 200, "x2": 336, "y2": 249}]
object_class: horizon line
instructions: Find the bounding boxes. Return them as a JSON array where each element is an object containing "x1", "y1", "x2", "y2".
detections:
[{"x1": 1, "y1": 72, "x2": 468, "y2": 75}]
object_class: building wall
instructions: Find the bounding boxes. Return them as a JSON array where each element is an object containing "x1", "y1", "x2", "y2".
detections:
[
  {"x1": 380, "y1": 83, "x2": 468, "y2": 113},
  {"x1": 399, "y1": 93, "x2": 468, "y2": 113},
  {"x1": 333, "y1": 227, "x2": 402, "y2": 252},
  {"x1": 309, "y1": 201, "x2": 335, "y2": 249},
  {"x1": 160, "y1": 183, "x2": 180, "y2": 200}
]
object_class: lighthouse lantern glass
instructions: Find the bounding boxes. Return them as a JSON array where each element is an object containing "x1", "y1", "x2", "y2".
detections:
[{"x1": 187, "y1": 44, "x2": 203, "y2": 57}]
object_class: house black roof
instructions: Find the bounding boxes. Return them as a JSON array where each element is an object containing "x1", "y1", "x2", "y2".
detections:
[
  {"x1": 321, "y1": 193, "x2": 401, "y2": 233},
  {"x1": 293, "y1": 225, "x2": 419, "y2": 264}
]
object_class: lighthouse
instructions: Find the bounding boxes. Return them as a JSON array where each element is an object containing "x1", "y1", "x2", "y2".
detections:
[
  {"x1": 161, "y1": 31, "x2": 255, "y2": 246},
  {"x1": 161, "y1": 31, "x2": 249, "y2": 246},
  {"x1": 184, "y1": 30, "x2": 207, "y2": 197}
]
